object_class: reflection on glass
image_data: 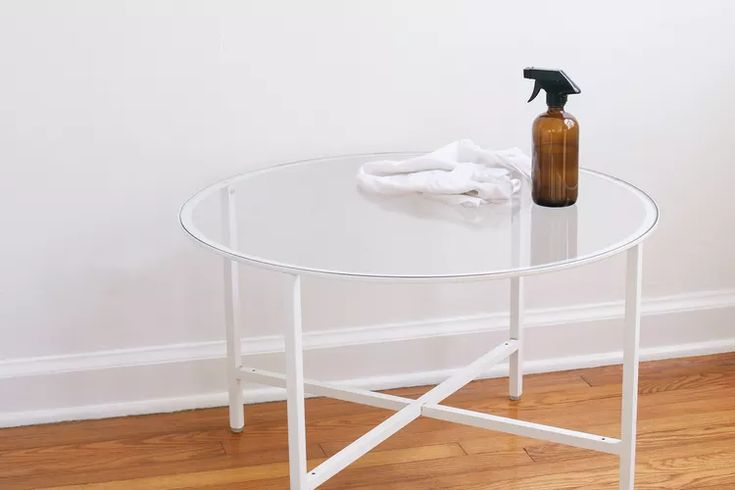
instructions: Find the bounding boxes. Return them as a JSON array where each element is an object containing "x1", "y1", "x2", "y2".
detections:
[{"x1": 531, "y1": 204, "x2": 578, "y2": 265}]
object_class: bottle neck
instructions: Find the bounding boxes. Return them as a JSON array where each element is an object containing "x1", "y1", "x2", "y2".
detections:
[
  {"x1": 547, "y1": 105, "x2": 565, "y2": 113},
  {"x1": 545, "y1": 92, "x2": 568, "y2": 109}
]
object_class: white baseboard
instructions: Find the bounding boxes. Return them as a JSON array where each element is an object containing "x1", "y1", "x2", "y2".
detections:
[{"x1": 1, "y1": 289, "x2": 734, "y2": 428}]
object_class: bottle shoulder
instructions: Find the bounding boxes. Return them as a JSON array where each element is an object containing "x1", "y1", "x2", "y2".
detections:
[
  {"x1": 533, "y1": 109, "x2": 579, "y2": 130},
  {"x1": 535, "y1": 109, "x2": 578, "y2": 121}
]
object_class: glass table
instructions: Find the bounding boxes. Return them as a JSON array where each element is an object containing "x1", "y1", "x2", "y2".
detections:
[{"x1": 180, "y1": 153, "x2": 659, "y2": 489}]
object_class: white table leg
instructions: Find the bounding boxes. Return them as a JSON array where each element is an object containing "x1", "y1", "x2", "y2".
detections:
[
  {"x1": 620, "y1": 244, "x2": 643, "y2": 489},
  {"x1": 285, "y1": 273, "x2": 308, "y2": 489},
  {"x1": 509, "y1": 276, "x2": 524, "y2": 400},
  {"x1": 222, "y1": 186, "x2": 244, "y2": 432}
]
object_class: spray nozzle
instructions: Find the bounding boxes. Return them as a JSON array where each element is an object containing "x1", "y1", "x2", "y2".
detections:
[{"x1": 524, "y1": 67, "x2": 580, "y2": 108}]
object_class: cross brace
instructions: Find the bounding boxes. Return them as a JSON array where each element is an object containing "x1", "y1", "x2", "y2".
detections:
[{"x1": 239, "y1": 339, "x2": 620, "y2": 489}]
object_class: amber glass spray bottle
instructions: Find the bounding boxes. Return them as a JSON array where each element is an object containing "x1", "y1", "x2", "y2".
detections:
[{"x1": 523, "y1": 68, "x2": 581, "y2": 207}]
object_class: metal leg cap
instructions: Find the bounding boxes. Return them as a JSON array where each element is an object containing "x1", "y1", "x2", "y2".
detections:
[
  {"x1": 509, "y1": 395, "x2": 522, "y2": 401},
  {"x1": 229, "y1": 426, "x2": 244, "y2": 433}
]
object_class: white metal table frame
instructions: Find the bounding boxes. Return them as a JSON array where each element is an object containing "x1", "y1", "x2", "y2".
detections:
[{"x1": 183, "y1": 167, "x2": 657, "y2": 490}]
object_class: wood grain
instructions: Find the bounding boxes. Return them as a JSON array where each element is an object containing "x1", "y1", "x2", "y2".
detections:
[{"x1": 0, "y1": 352, "x2": 733, "y2": 489}]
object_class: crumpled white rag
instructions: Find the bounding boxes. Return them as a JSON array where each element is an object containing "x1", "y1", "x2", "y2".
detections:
[{"x1": 357, "y1": 140, "x2": 531, "y2": 207}]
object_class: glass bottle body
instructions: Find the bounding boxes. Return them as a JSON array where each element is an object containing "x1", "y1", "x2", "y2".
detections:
[{"x1": 531, "y1": 107, "x2": 579, "y2": 207}]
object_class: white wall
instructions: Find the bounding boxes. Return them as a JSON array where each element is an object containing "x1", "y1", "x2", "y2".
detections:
[{"x1": 1, "y1": 1, "x2": 735, "y2": 426}]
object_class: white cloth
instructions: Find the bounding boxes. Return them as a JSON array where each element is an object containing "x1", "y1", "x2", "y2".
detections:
[{"x1": 356, "y1": 140, "x2": 531, "y2": 207}]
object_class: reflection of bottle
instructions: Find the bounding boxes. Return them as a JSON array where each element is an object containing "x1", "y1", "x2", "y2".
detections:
[
  {"x1": 531, "y1": 204, "x2": 578, "y2": 265},
  {"x1": 523, "y1": 68, "x2": 581, "y2": 207}
]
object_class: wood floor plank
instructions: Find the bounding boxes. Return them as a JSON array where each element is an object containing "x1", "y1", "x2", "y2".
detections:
[
  {"x1": 319, "y1": 449, "x2": 540, "y2": 489},
  {"x1": 41, "y1": 443, "x2": 465, "y2": 490},
  {"x1": 580, "y1": 351, "x2": 735, "y2": 387},
  {"x1": 442, "y1": 382, "x2": 735, "y2": 433},
  {"x1": 0, "y1": 408, "x2": 231, "y2": 452},
  {"x1": 0, "y1": 437, "x2": 325, "y2": 490},
  {"x1": 520, "y1": 417, "x2": 735, "y2": 463},
  {"x1": 0, "y1": 433, "x2": 225, "y2": 480},
  {"x1": 1, "y1": 352, "x2": 734, "y2": 489},
  {"x1": 319, "y1": 416, "x2": 537, "y2": 457},
  {"x1": 331, "y1": 452, "x2": 619, "y2": 489}
]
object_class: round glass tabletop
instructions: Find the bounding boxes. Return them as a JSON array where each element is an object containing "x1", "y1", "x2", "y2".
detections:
[{"x1": 180, "y1": 153, "x2": 658, "y2": 281}]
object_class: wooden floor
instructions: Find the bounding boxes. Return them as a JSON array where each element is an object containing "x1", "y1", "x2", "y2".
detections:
[{"x1": 2, "y1": 353, "x2": 735, "y2": 489}]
